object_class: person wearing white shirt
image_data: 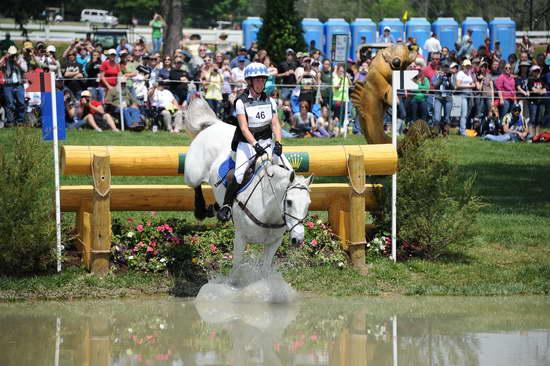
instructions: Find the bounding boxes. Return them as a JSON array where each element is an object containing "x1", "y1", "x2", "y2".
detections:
[
  {"x1": 231, "y1": 57, "x2": 247, "y2": 92},
  {"x1": 423, "y1": 33, "x2": 442, "y2": 60},
  {"x1": 148, "y1": 81, "x2": 183, "y2": 133},
  {"x1": 455, "y1": 59, "x2": 476, "y2": 135}
]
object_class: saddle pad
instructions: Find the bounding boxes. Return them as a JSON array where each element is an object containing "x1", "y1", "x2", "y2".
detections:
[{"x1": 217, "y1": 156, "x2": 257, "y2": 193}]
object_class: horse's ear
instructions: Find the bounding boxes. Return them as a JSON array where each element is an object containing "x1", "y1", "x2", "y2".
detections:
[
  {"x1": 306, "y1": 175, "x2": 314, "y2": 186},
  {"x1": 290, "y1": 171, "x2": 295, "y2": 182}
]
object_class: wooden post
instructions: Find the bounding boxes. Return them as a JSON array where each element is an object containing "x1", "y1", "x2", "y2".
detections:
[
  {"x1": 348, "y1": 153, "x2": 366, "y2": 269},
  {"x1": 91, "y1": 153, "x2": 111, "y2": 274}
]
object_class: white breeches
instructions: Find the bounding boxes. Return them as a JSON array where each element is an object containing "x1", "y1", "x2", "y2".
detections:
[{"x1": 234, "y1": 139, "x2": 292, "y2": 184}]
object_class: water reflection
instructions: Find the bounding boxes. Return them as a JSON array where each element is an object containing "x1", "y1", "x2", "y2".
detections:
[{"x1": 0, "y1": 297, "x2": 549, "y2": 365}]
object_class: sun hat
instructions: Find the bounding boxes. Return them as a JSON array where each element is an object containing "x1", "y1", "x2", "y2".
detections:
[
  {"x1": 23, "y1": 41, "x2": 33, "y2": 49},
  {"x1": 7, "y1": 46, "x2": 17, "y2": 55},
  {"x1": 384, "y1": 26, "x2": 391, "y2": 31},
  {"x1": 462, "y1": 59, "x2": 472, "y2": 67},
  {"x1": 450, "y1": 62, "x2": 459, "y2": 69},
  {"x1": 530, "y1": 65, "x2": 541, "y2": 72},
  {"x1": 81, "y1": 90, "x2": 92, "y2": 97},
  {"x1": 107, "y1": 49, "x2": 116, "y2": 55},
  {"x1": 46, "y1": 45, "x2": 56, "y2": 53}
]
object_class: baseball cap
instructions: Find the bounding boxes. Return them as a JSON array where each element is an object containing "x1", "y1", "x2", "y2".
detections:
[
  {"x1": 286, "y1": 48, "x2": 295, "y2": 54},
  {"x1": 7, "y1": 46, "x2": 17, "y2": 55},
  {"x1": 511, "y1": 103, "x2": 521, "y2": 112},
  {"x1": 120, "y1": 49, "x2": 128, "y2": 56},
  {"x1": 384, "y1": 26, "x2": 391, "y2": 31},
  {"x1": 107, "y1": 49, "x2": 116, "y2": 55},
  {"x1": 239, "y1": 47, "x2": 247, "y2": 52},
  {"x1": 46, "y1": 45, "x2": 56, "y2": 53},
  {"x1": 440, "y1": 60, "x2": 450, "y2": 67},
  {"x1": 302, "y1": 57, "x2": 311, "y2": 63},
  {"x1": 472, "y1": 57, "x2": 480, "y2": 63},
  {"x1": 450, "y1": 62, "x2": 459, "y2": 69},
  {"x1": 530, "y1": 65, "x2": 541, "y2": 72},
  {"x1": 23, "y1": 41, "x2": 33, "y2": 49},
  {"x1": 296, "y1": 52, "x2": 304, "y2": 58},
  {"x1": 237, "y1": 55, "x2": 247, "y2": 62},
  {"x1": 81, "y1": 90, "x2": 92, "y2": 97},
  {"x1": 462, "y1": 59, "x2": 472, "y2": 67},
  {"x1": 519, "y1": 60, "x2": 531, "y2": 67}
]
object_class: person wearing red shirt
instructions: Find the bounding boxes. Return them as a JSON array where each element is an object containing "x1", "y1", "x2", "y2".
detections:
[
  {"x1": 79, "y1": 90, "x2": 119, "y2": 132},
  {"x1": 100, "y1": 49, "x2": 120, "y2": 93},
  {"x1": 421, "y1": 51, "x2": 440, "y2": 125}
]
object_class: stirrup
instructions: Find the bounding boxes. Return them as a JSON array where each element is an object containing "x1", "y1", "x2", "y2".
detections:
[{"x1": 217, "y1": 204, "x2": 232, "y2": 222}]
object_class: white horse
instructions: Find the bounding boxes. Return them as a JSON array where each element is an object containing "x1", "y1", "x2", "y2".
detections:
[{"x1": 183, "y1": 98, "x2": 312, "y2": 278}]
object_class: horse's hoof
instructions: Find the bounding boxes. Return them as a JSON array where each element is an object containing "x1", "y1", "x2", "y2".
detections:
[
  {"x1": 194, "y1": 209, "x2": 206, "y2": 221},
  {"x1": 205, "y1": 204, "x2": 217, "y2": 218}
]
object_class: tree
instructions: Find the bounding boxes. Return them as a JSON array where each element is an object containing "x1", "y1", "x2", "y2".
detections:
[
  {"x1": 257, "y1": 0, "x2": 306, "y2": 64},
  {"x1": 160, "y1": 0, "x2": 183, "y2": 56}
]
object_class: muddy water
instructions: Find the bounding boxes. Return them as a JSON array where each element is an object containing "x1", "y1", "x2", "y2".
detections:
[{"x1": 1, "y1": 296, "x2": 549, "y2": 365}]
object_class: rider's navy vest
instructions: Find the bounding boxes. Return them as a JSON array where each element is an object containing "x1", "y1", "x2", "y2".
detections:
[{"x1": 231, "y1": 90, "x2": 274, "y2": 151}]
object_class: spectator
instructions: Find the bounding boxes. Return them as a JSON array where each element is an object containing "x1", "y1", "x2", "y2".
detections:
[
  {"x1": 149, "y1": 13, "x2": 166, "y2": 55},
  {"x1": 86, "y1": 50, "x2": 104, "y2": 101},
  {"x1": 489, "y1": 59, "x2": 501, "y2": 82},
  {"x1": 119, "y1": 51, "x2": 139, "y2": 97},
  {"x1": 0, "y1": 46, "x2": 27, "y2": 126},
  {"x1": 409, "y1": 67, "x2": 430, "y2": 122},
  {"x1": 190, "y1": 44, "x2": 209, "y2": 72},
  {"x1": 377, "y1": 27, "x2": 395, "y2": 44},
  {"x1": 514, "y1": 52, "x2": 531, "y2": 75},
  {"x1": 100, "y1": 49, "x2": 121, "y2": 96},
  {"x1": 78, "y1": 90, "x2": 119, "y2": 132},
  {"x1": 229, "y1": 47, "x2": 250, "y2": 69},
  {"x1": 62, "y1": 51, "x2": 84, "y2": 98},
  {"x1": 317, "y1": 105, "x2": 336, "y2": 137},
  {"x1": 492, "y1": 41, "x2": 503, "y2": 60},
  {"x1": 296, "y1": 57, "x2": 318, "y2": 108},
  {"x1": 148, "y1": 81, "x2": 183, "y2": 133},
  {"x1": 231, "y1": 56, "x2": 247, "y2": 93},
  {"x1": 482, "y1": 103, "x2": 527, "y2": 142},
  {"x1": 516, "y1": 60, "x2": 531, "y2": 120},
  {"x1": 216, "y1": 33, "x2": 232, "y2": 56},
  {"x1": 332, "y1": 63, "x2": 351, "y2": 125},
  {"x1": 37, "y1": 45, "x2": 61, "y2": 77},
  {"x1": 104, "y1": 77, "x2": 144, "y2": 130},
  {"x1": 291, "y1": 100, "x2": 326, "y2": 137},
  {"x1": 248, "y1": 41, "x2": 259, "y2": 61},
  {"x1": 203, "y1": 63, "x2": 223, "y2": 117},
  {"x1": 220, "y1": 57, "x2": 233, "y2": 120},
  {"x1": 116, "y1": 39, "x2": 133, "y2": 56},
  {"x1": 475, "y1": 61, "x2": 494, "y2": 121},
  {"x1": 320, "y1": 59, "x2": 332, "y2": 106},
  {"x1": 422, "y1": 51, "x2": 441, "y2": 124},
  {"x1": 432, "y1": 61, "x2": 454, "y2": 135},
  {"x1": 278, "y1": 49, "x2": 298, "y2": 101},
  {"x1": 519, "y1": 35, "x2": 535, "y2": 58},
  {"x1": 169, "y1": 57, "x2": 190, "y2": 104},
  {"x1": 440, "y1": 47, "x2": 450, "y2": 63},
  {"x1": 526, "y1": 65, "x2": 546, "y2": 137},
  {"x1": 478, "y1": 106, "x2": 501, "y2": 137},
  {"x1": 424, "y1": 33, "x2": 442, "y2": 59},
  {"x1": 63, "y1": 90, "x2": 84, "y2": 127},
  {"x1": 158, "y1": 55, "x2": 172, "y2": 80},
  {"x1": 495, "y1": 63, "x2": 516, "y2": 116},
  {"x1": 0, "y1": 33, "x2": 15, "y2": 56},
  {"x1": 263, "y1": 56, "x2": 278, "y2": 97},
  {"x1": 75, "y1": 46, "x2": 90, "y2": 73},
  {"x1": 456, "y1": 59, "x2": 476, "y2": 135}
]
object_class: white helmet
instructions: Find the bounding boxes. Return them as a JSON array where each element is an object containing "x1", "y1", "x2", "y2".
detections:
[{"x1": 244, "y1": 62, "x2": 269, "y2": 79}]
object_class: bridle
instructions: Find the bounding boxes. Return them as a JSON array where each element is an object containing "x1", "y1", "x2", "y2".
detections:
[{"x1": 235, "y1": 167, "x2": 309, "y2": 231}]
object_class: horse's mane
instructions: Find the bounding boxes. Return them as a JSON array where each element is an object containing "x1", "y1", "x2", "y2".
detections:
[{"x1": 183, "y1": 97, "x2": 223, "y2": 140}]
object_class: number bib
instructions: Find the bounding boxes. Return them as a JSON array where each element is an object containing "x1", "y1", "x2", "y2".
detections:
[{"x1": 246, "y1": 102, "x2": 273, "y2": 129}]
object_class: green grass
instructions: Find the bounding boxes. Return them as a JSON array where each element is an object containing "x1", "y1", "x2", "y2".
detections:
[{"x1": 1, "y1": 127, "x2": 550, "y2": 298}]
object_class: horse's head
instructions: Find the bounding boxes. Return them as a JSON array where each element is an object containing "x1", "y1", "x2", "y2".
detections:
[{"x1": 284, "y1": 172, "x2": 312, "y2": 247}]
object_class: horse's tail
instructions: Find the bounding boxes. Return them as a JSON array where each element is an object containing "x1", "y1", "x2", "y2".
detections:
[{"x1": 183, "y1": 96, "x2": 222, "y2": 140}]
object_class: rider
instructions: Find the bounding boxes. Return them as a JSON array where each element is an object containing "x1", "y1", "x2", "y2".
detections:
[{"x1": 217, "y1": 62, "x2": 292, "y2": 222}]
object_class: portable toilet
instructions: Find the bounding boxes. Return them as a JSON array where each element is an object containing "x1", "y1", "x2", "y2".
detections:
[
  {"x1": 323, "y1": 18, "x2": 351, "y2": 60},
  {"x1": 489, "y1": 17, "x2": 516, "y2": 60},
  {"x1": 461, "y1": 17, "x2": 488, "y2": 49},
  {"x1": 431, "y1": 17, "x2": 459, "y2": 51},
  {"x1": 350, "y1": 18, "x2": 376, "y2": 60},
  {"x1": 406, "y1": 17, "x2": 431, "y2": 51},
  {"x1": 378, "y1": 18, "x2": 404, "y2": 42},
  {"x1": 242, "y1": 17, "x2": 263, "y2": 49},
  {"x1": 302, "y1": 18, "x2": 324, "y2": 53}
]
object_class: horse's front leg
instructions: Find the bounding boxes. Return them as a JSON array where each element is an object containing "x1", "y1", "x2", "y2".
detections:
[
  {"x1": 229, "y1": 229, "x2": 247, "y2": 288},
  {"x1": 262, "y1": 233, "x2": 283, "y2": 277}
]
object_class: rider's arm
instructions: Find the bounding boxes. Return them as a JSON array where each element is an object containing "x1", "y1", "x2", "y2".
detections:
[
  {"x1": 237, "y1": 113, "x2": 257, "y2": 145},
  {"x1": 270, "y1": 99, "x2": 282, "y2": 142}
]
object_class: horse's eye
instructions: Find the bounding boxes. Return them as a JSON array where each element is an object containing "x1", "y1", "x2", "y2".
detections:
[{"x1": 286, "y1": 200, "x2": 293, "y2": 207}]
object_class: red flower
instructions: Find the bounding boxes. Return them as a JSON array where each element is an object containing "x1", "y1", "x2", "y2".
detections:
[
  {"x1": 136, "y1": 224, "x2": 144, "y2": 232},
  {"x1": 210, "y1": 244, "x2": 217, "y2": 253},
  {"x1": 150, "y1": 241, "x2": 157, "y2": 248},
  {"x1": 306, "y1": 221, "x2": 315, "y2": 228},
  {"x1": 310, "y1": 239, "x2": 318, "y2": 246},
  {"x1": 190, "y1": 236, "x2": 198, "y2": 244},
  {"x1": 156, "y1": 226, "x2": 165, "y2": 232},
  {"x1": 127, "y1": 218, "x2": 134, "y2": 223},
  {"x1": 147, "y1": 246, "x2": 154, "y2": 253}
]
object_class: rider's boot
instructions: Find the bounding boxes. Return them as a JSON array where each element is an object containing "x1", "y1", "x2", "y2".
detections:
[{"x1": 217, "y1": 178, "x2": 240, "y2": 222}]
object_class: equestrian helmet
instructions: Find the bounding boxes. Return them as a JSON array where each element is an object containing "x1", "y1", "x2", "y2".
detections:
[{"x1": 244, "y1": 62, "x2": 269, "y2": 79}]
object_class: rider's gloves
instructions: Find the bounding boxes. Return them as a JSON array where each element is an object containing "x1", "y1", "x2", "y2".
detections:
[
  {"x1": 254, "y1": 143, "x2": 266, "y2": 156},
  {"x1": 273, "y1": 141, "x2": 283, "y2": 156}
]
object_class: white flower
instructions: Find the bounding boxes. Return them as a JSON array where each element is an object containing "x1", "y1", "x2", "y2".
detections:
[
  {"x1": 316, "y1": 219, "x2": 322, "y2": 224},
  {"x1": 114, "y1": 245, "x2": 119, "y2": 252},
  {"x1": 128, "y1": 328, "x2": 133, "y2": 333},
  {"x1": 159, "y1": 324, "x2": 165, "y2": 329},
  {"x1": 128, "y1": 256, "x2": 134, "y2": 260},
  {"x1": 160, "y1": 258, "x2": 166, "y2": 263},
  {"x1": 127, "y1": 232, "x2": 134, "y2": 238}
]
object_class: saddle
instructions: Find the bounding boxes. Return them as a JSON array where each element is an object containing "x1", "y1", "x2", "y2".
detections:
[{"x1": 216, "y1": 154, "x2": 261, "y2": 193}]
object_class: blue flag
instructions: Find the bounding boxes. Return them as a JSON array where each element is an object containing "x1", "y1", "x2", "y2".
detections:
[{"x1": 41, "y1": 91, "x2": 66, "y2": 141}]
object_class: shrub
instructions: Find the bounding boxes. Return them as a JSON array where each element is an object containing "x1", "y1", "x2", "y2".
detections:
[
  {"x1": 373, "y1": 123, "x2": 484, "y2": 260},
  {"x1": 0, "y1": 128, "x2": 56, "y2": 276}
]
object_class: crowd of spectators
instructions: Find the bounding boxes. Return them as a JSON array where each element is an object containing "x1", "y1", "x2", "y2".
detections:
[{"x1": 0, "y1": 27, "x2": 549, "y2": 141}]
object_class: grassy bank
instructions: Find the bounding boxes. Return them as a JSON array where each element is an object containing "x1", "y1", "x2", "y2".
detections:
[{"x1": 1, "y1": 128, "x2": 549, "y2": 299}]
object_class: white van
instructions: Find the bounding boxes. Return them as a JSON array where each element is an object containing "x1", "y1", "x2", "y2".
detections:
[{"x1": 80, "y1": 9, "x2": 118, "y2": 27}]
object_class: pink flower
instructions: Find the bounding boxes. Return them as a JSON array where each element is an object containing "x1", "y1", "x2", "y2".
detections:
[
  {"x1": 150, "y1": 211, "x2": 157, "y2": 217},
  {"x1": 310, "y1": 239, "x2": 318, "y2": 246},
  {"x1": 136, "y1": 225, "x2": 144, "y2": 232},
  {"x1": 155, "y1": 354, "x2": 170, "y2": 361},
  {"x1": 150, "y1": 241, "x2": 157, "y2": 248},
  {"x1": 137, "y1": 241, "x2": 145, "y2": 247},
  {"x1": 147, "y1": 246, "x2": 154, "y2": 253},
  {"x1": 306, "y1": 221, "x2": 315, "y2": 228},
  {"x1": 153, "y1": 250, "x2": 158, "y2": 256},
  {"x1": 274, "y1": 343, "x2": 281, "y2": 352},
  {"x1": 146, "y1": 221, "x2": 152, "y2": 226},
  {"x1": 310, "y1": 335, "x2": 318, "y2": 341},
  {"x1": 127, "y1": 218, "x2": 134, "y2": 222},
  {"x1": 156, "y1": 226, "x2": 165, "y2": 232},
  {"x1": 132, "y1": 247, "x2": 138, "y2": 252},
  {"x1": 190, "y1": 236, "x2": 198, "y2": 244},
  {"x1": 210, "y1": 244, "x2": 217, "y2": 252},
  {"x1": 291, "y1": 341, "x2": 305, "y2": 351}
]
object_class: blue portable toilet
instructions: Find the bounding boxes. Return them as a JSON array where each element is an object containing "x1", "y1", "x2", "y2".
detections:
[
  {"x1": 406, "y1": 17, "x2": 431, "y2": 51},
  {"x1": 461, "y1": 17, "x2": 488, "y2": 49},
  {"x1": 489, "y1": 17, "x2": 516, "y2": 60},
  {"x1": 242, "y1": 17, "x2": 263, "y2": 49},
  {"x1": 378, "y1": 18, "x2": 404, "y2": 42},
  {"x1": 323, "y1": 18, "x2": 351, "y2": 60},
  {"x1": 302, "y1": 18, "x2": 324, "y2": 53},
  {"x1": 431, "y1": 17, "x2": 459, "y2": 51},
  {"x1": 350, "y1": 18, "x2": 376, "y2": 60}
]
